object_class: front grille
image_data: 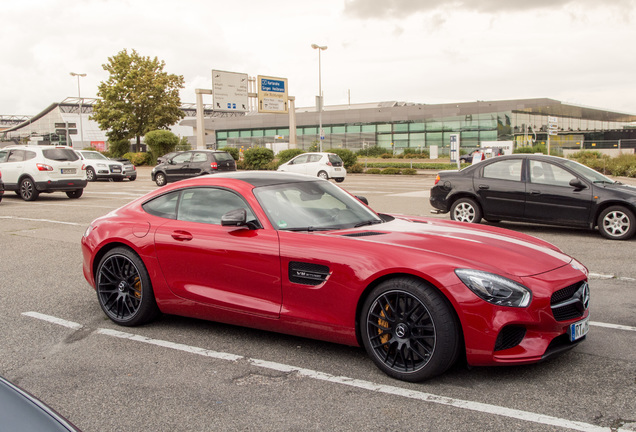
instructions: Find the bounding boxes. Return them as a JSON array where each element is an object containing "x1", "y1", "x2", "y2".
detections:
[
  {"x1": 494, "y1": 325, "x2": 526, "y2": 351},
  {"x1": 550, "y1": 281, "x2": 589, "y2": 322}
]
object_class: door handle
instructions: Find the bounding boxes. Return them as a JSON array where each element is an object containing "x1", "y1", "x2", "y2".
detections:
[
  {"x1": 478, "y1": 184, "x2": 490, "y2": 190},
  {"x1": 529, "y1": 190, "x2": 541, "y2": 195},
  {"x1": 171, "y1": 230, "x2": 193, "y2": 241}
]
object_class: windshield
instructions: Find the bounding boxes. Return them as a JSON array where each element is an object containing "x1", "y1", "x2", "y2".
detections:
[
  {"x1": 253, "y1": 180, "x2": 381, "y2": 231},
  {"x1": 561, "y1": 158, "x2": 616, "y2": 184},
  {"x1": 81, "y1": 151, "x2": 109, "y2": 160}
]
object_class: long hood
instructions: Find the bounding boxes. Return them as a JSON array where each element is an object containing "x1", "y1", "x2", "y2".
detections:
[{"x1": 334, "y1": 217, "x2": 575, "y2": 277}]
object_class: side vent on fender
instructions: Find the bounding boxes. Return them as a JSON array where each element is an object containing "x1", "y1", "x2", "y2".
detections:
[
  {"x1": 289, "y1": 261, "x2": 330, "y2": 286},
  {"x1": 341, "y1": 231, "x2": 386, "y2": 237}
]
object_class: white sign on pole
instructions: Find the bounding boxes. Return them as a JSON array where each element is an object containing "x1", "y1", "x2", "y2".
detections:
[
  {"x1": 212, "y1": 70, "x2": 249, "y2": 112},
  {"x1": 257, "y1": 75, "x2": 289, "y2": 114}
]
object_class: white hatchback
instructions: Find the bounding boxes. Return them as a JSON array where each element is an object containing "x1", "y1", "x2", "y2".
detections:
[
  {"x1": 277, "y1": 152, "x2": 346, "y2": 182},
  {"x1": 0, "y1": 145, "x2": 87, "y2": 201}
]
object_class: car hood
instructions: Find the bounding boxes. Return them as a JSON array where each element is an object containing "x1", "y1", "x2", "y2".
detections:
[
  {"x1": 334, "y1": 217, "x2": 577, "y2": 278},
  {"x1": 601, "y1": 182, "x2": 636, "y2": 196}
]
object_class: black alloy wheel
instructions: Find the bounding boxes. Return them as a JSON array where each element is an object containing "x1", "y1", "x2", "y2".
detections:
[
  {"x1": 450, "y1": 197, "x2": 482, "y2": 224},
  {"x1": 19, "y1": 177, "x2": 39, "y2": 201},
  {"x1": 360, "y1": 277, "x2": 459, "y2": 382},
  {"x1": 155, "y1": 172, "x2": 167, "y2": 186},
  {"x1": 86, "y1": 167, "x2": 96, "y2": 182},
  {"x1": 96, "y1": 247, "x2": 160, "y2": 326}
]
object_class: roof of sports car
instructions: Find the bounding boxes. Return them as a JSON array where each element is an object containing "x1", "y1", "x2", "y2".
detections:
[{"x1": 210, "y1": 171, "x2": 319, "y2": 187}]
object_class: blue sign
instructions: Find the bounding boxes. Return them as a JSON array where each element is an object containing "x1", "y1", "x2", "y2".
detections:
[{"x1": 260, "y1": 79, "x2": 286, "y2": 93}]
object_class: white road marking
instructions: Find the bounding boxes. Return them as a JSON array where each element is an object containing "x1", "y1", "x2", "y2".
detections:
[
  {"x1": 590, "y1": 321, "x2": 636, "y2": 332},
  {"x1": 22, "y1": 311, "x2": 635, "y2": 432},
  {"x1": 0, "y1": 216, "x2": 82, "y2": 226},
  {"x1": 589, "y1": 272, "x2": 636, "y2": 282}
]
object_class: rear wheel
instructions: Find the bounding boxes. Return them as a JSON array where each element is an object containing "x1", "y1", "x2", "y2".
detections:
[
  {"x1": 96, "y1": 247, "x2": 160, "y2": 326},
  {"x1": 360, "y1": 277, "x2": 460, "y2": 382},
  {"x1": 317, "y1": 171, "x2": 329, "y2": 180},
  {"x1": 335, "y1": 178, "x2": 345, "y2": 183},
  {"x1": 598, "y1": 206, "x2": 636, "y2": 240},
  {"x1": 450, "y1": 197, "x2": 482, "y2": 224},
  {"x1": 19, "y1": 177, "x2": 39, "y2": 201},
  {"x1": 66, "y1": 189, "x2": 83, "y2": 199},
  {"x1": 155, "y1": 172, "x2": 167, "y2": 186}
]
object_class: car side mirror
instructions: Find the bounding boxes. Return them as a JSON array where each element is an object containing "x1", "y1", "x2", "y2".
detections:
[
  {"x1": 569, "y1": 178, "x2": 587, "y2": 190},
  {"x1": 356, "y1": 196, "x2": 369, "y2": 205},
  {"x1": 221, "y1": 208, "x2": 248, "y2": 227}
]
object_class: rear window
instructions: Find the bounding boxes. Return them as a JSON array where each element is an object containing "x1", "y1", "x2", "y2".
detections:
[
  {"x1": 328, "y1": 154, "x2": 343, "y2": 166},
  {"x1": 214, "y1": 152, "x2": 234, "y2": 162},
  {"x1": 43, "y1": 148, "x2": 79, "y2": 161}
]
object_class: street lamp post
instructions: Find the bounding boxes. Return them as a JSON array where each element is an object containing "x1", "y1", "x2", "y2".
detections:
[
  {"x1": 311, "y1": 44, "x2": 327, "y2": 152},
  {"x1": 69, "y1": 72, "x2": 86, "y2": 148}
]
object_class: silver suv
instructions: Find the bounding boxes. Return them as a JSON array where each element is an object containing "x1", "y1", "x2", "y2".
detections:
[
  {"x1": 76, "y1": 150, "x2": 136, "y2": 182},
  {"x1": 0, "y1": 145, "x2": 87, "y2": 201}
]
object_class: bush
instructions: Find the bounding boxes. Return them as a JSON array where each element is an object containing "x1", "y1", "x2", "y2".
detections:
[
  {"x1": 144, "y1": 130, "x2": 179, "y2": 162},
  {"x1": 402, "y1": 148, "x2": 430, "y2": 158},
  {"x1": 122, "y1": 152, "x2": 153, "y2": 166},
  {"x1": 356, "y1": 146, "x2": 388, "y2": 157},
  {"x1": 348, "y1": 163, "x2": 364, "y2": 173},
  {"x1": 243, "y1": 147, "x2": 275, "y2": 170},
  {"x1": 380, "y1": 153, "x2": 393, "y2": 159},
  {"x1": 381, "y1": 168, "x2": 402, "y2": 175},
  {"x1": 325, "y1": 148, "x2": 357, "y2": 169},
  {"x1": 277, "y1": 148, "x2": 305, "y2": 164},
  {"x1": 401, "y1": 168, "x2": 417, "y2": 175},
  {"x1": 108, "y1": 139, "x2": 132, "y2": 158},
  {"x1": 220, "y1": 147, "x2": 240, "y2": 161},
  {"x1": 365, "y1": 168, "x2": 382, "y2": 174}
]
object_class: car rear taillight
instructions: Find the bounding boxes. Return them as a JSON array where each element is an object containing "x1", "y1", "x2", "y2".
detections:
[
  {"x1": 326, "y1": 161, "x2": 333, "y2": 166},
  {"x1": 37, "y1": 163, "x2": 54, "y2": 171},
  {"x1": 211, "y1": 162, "x2": 218, "y2": 170},
  {"x1": 434, "y1": 174, "x2": 441, "y2": 185}
]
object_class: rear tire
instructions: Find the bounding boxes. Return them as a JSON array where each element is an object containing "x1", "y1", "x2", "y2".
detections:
[
  {"x1": 317, "y1": 171, "x2": 329, "y2": 180},
  {"x1": 450, "y1": 197, "x2": 482, "y2": 224},
  {"x1": 66, "y1": 189, "x2": 83, "y2": 199}
]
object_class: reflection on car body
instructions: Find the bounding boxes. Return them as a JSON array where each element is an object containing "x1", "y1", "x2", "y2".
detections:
[
  {"x1": 82, "y1": 171, "x2": 589, "y2": 382},
  {"x1": 430, "y1": 154, "x2": 636, "y2": 240}
]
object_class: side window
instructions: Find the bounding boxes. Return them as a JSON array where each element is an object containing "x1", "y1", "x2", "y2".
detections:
[
  {"x1": 0, "y1": 150, "x2": 8, "y2": 161},
  {"x1": 191, "y1": 152, "x2": 208, "y2": 163},
  {"x1": 177, "y1": 188, "x2": 256, "y2": 225},
  {"x1": 25, "y1": 150, "x2": 36, "y2": 160},
  {"x1": 482, "y1": 159, "x2": 522, "y2": 181},
  {"x1": 309, "y1": 154, "x2": 322, "y2": 163},
  {"x1": 142, "y1": 191, "x2": 180, "y2": 219},
  {"x1": 172, "y1": 152, "x2": 192, "y2": 164},
  {"x1": 7, "y1": 150, "x2": 25, "y2": 162},
  {"x1": 530, "y1": 161, "x2": 576, "y2": 187},
  {"x1": 291, "y1": 155, "x2": 308, "y2": 165}
]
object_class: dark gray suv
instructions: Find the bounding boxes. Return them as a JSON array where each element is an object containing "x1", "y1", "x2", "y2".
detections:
[{"x1": 151, "y1": 150, "x2": 236, "y2": 186}]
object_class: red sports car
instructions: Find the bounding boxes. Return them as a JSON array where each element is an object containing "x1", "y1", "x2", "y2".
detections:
[{"x1": 81, "y1": 172, "x2": 590, "y2": 382}]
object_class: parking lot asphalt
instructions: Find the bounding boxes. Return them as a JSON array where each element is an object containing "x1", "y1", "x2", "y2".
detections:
[{"x1": 0, "y1": 167, "x2": 634, "y2": 432}]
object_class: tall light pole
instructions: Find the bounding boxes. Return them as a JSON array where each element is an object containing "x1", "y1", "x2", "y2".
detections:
[
  {"x1": 311, "y1": 44, "x2": 327, "y2": 152},
  {"x1": 69, "y1": 72, "x2": 86, "y2": 148}
]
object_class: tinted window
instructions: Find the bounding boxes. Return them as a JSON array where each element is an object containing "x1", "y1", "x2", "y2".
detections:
[
  {"x1": 177, "y1": 188, "x2": 255, "y2": 225},
  {"x1": 43, "y1": 148, "x2": 79, "y2": 161},
  {"x1": 7, "y1": 150, "x2": 25, "y2": 162},
  {"x1": 530, "y1": 160, "x2": 576, "y2": 187},
  {"x1": 191, "y1": 152, "x2": 208, "y2": 163},
  {"x1": 328, "y1": 154, "x2": 343, "y2": 166},
  {"x1": 0, "y1": 150, "x2": 8, "y2": 161},
  {"x1": 482, "y1": 159, "x2": 522, "y2": 181},
  {"x1": 172, "y1": 152, "x2": 192, "y2": 164},
  {"x1": 142, "y1": 191, "x2": 180, "y2": 219},
  {"x1": 213, "y1": 152, "x2": 234, "y2": 162}
]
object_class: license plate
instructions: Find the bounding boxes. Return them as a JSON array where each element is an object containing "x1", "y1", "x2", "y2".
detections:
[
  {"x1": 569, "y1": 316, "x2": 589, "y2": 342},
  {"x1": 112, "y1": 168, "x2": 121, "y2": 173},
  {"x1": 61, "y1": 168, "x2": 76, "y2": 174},
  {"x1": 335, "y1": 167, "x2": 342, "y2": 171}
]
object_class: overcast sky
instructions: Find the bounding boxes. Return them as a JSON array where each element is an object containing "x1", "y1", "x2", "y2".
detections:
[{"x1": 2, "y1": 0, "x2": 636, "y2": 117}]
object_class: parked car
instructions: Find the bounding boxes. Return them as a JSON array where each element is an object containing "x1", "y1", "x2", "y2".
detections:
[
  {"x1": 156, "y1": 151, "x2": 181, "y2": 165},
  {"x1": 0, "y1": 145, "x2": 86, "y2": 201},
  {"x1": 0, "y1": 375, "x2": 81, "y2": 431},
  {"x1": 151, "y1": 150, "x2": 236, "y2": 186},
  {"x1": 82, "y1": 171, "x2": 589, "y2": 382},
  {"x1": 0, "y1": 168, "x2": 4, "y2": 203},
  {"x1": 75, "y1": 150, "x2": 135, "y2": 182},
  {"x1": 430, "y1": 154, "x2": 636, "y2": 240},
  {"x1": 113, "y1": 158, "x2": 137, "y2": 181},
  {"x1": 277, "y1": 152, "x2": 346, "y2": 182},
  {"x1": 459, "y1": 150, "x2": 478, "y2": 163}
]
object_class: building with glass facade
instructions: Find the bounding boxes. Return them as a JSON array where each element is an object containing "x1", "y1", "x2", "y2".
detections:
[{"x1": 182, "y1": 98, "x2": 636, "y2": 154}]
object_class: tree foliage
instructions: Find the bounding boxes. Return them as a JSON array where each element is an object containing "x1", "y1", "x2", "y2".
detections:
[
  {"x1": 243, "y1": 147, "x2": 275, "y2": 170},
  {"x1": 144, "y1": 130, "x2": 180, "y2": 161},
  {"x1": 91, "y1": 49, "x2": 185, "y2": 151}
]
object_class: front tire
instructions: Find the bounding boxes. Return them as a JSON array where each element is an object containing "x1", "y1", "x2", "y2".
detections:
[
  {"x1": 360, "y1": 277, "x2": 460, "y2": 382},
  {"x1": 450, "y1": 197, "x2": 482, "y2": 224},
  {"x1": 86, "y1": 167, "x2": 97, "y2": 182},
  {"x1": 598, "y1": 206, "x2": 636, "y2": 240},
  {"x1": 96, "y1": 247, "x2": 160, "y2": 326},
  {"x1": 19, "y1": 177, "x2": 39, "y2": 201},
  {"x1": 155, "y1": 172, "x2": 167, "y2": 186}
]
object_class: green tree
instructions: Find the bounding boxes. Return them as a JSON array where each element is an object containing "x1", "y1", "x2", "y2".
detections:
[
  {"x1": 243, "y1": 147, "x2": 275, "y2": 170},
  {"x1": 144, "y1": 130, "x2": 179, "y2": 161},
  {"x1": 92, "y1": 49, "x2": 185, "y2": 152},
  {"x1": 326, "y1": 148, "x2": 357, "y2": 169},
  {"x1": 108, "y1": 138, "x2": 131, "y2": 157}
]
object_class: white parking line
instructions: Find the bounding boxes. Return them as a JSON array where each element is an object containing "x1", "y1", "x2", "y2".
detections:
[
  {"x1": 590, "y1": 321, "x2": 636, "y2": 332},
  {"x1": 21, "y1": 312, "x2": 635, "y2": 432},
  {"x1": 0, "y1": 216, "x2": 82, "y2": 226}
]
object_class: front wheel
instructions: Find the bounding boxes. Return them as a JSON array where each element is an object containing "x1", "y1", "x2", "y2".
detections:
[
  {"x1": 155, "y1": 172, "x2": 167, "y2": 186},
  {"x1": 86, "y1": 167, "x2": 96, "y2": 182},
  {"x1": 19, "y1": 177, "x2": 39, "y2": 201},
  {"x1": 96, "y1": 247, "x2": 160, "y2": 326},
  {"x1": 360, "y1": 277, "x2": 460, "y2": 382},
  {"x1": 66, "y1": 189, "x2": 83, "y2": 199},
  {"x1": 450, "y1": 197, "x2": 482, "y2": 224},
  {"x1": 598, "y1": 206, "x2": 636, "y2": 240}
]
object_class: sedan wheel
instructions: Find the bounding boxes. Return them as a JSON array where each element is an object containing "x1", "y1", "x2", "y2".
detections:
[
  {"x1": 96, "y1": 247, "x2": 160, "y2": 326},
  {"x1": 450, "y1": 197, "x2": 482, "y2": 223},
  {"x1": 19, "y1": 177, "x2": 39, "y2": 201},
  {"x1": 155, "y1": 172, "x2": 167, "y2": 186},
  {"x1": 598, "y1": 206, "x2": 636, "y2": 240},
  {"x1": 360, "y1": 277, "x2": 459, "y2": 382}
]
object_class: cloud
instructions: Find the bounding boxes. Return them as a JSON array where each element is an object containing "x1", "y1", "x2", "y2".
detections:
[{"x1": 344, "y1": 0, "x2": 636, "y2": 19}]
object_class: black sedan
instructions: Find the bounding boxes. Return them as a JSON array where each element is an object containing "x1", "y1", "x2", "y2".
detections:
[{"x1": 430, "y1": 154, "x2": 636, "y2": 240}]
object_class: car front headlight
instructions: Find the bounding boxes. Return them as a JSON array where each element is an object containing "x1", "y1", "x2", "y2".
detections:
[{"x1": 455, "y1": 269, "x2": 531, "y2": 307}]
